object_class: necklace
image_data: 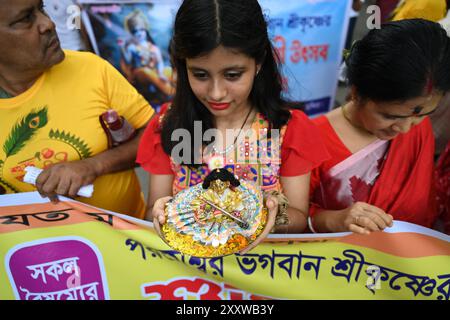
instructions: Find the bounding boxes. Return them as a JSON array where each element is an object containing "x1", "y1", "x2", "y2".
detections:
[
  {"x1": 341, "y1": 103, "x2": 366, "y2": 132},
  {"x1": 212, "y1": 108, "x2": 253, "y2": 156},
  {"x1": 341, "y1": 103, "x2": 377, "y2": 138}
]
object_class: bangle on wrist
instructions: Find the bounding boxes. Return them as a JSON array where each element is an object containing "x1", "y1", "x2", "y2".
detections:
[{"x1": 308, "y1": 216, "x2": 318, "y2": 233}]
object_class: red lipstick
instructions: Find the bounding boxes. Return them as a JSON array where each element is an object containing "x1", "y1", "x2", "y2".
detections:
[{"x1": 208, "y1": 102, "x2": 231, "y2": 111}]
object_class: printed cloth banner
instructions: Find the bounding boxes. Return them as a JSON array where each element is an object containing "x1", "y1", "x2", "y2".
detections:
[
  {"x1": 0, "y1": 192, "x2": 449, "y2": 300},
  {"x1": 260, "y1": 0, "x2": 351, "y2": 115}
]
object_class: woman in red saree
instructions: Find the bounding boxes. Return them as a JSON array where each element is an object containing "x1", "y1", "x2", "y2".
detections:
[{"x1": 309, "y1": 19, "x2": 450, "y2": 234}]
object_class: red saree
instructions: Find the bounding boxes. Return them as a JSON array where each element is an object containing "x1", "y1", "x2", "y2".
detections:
[{"x1": 435, "y1": 142, "x2": 450, "y2": 234}]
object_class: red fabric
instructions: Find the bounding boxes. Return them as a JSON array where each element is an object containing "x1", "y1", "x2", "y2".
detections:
[
  {"x1": 434, "y1": 142, "x2": 450, "y2": 234},
  {"x1": 280, "y1": 110, "x2": 330, "y2": 176},
  {"x1": 309, "y1": 115, "x2": 351, "y2": 218},
  {"x1": 376, "y1": 0, "x2": 401, "y2": 21},
  {"x1": 136, "y1": 103, "x2": 173, "y2": 174},
  {"x1": 310, "y1": 116, "x2": 438, "y2": 228},
  {"x1": 368, "y1": 118, "x2": 437, "y2": 227},
  {"x1": 137, "y1": 108, "x2": 329, "y2": 177},
  {"x1": 310, "y1": 115, "x2": 352, "y2": 192}
]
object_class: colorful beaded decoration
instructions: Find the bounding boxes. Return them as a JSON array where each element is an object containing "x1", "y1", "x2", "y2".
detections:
[{"x1": 162, "y1": 168, "x2": 267, "y2": 257}]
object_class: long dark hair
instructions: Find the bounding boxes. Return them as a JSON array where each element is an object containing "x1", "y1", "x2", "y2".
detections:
[
  {"x1": 160, "y1": 0, "x2": 292, "y2": 165},
  {"x1": 346, "y1": 19, "x2": 450, "y2": 102}
]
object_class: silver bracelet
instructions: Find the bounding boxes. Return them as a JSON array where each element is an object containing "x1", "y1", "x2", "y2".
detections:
[{"x1": 307, "y1": 216, "x2": 318, "y2": 233}]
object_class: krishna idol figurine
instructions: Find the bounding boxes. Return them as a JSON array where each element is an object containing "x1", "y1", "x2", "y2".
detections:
[{"x1": 161, "y1": 168, "x2": 268, "y2": 257}]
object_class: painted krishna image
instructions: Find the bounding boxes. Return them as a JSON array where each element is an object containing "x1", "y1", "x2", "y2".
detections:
[{"x1": 82, "y1": 2, "x2": 177, "y2": 110}]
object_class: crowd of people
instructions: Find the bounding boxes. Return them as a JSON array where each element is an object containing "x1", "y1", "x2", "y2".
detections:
[{"x1": 0, "y1": 0, "x2": 449, "y2": 254}]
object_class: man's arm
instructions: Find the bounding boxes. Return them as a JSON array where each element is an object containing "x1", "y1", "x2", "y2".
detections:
[{"x1": 36, "y1": 122, "x2": 149, "y2": 202}]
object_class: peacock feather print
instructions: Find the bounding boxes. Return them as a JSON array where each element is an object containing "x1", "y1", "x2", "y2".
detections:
[
  {"x1": 3, "y1": 107, "x2": 48, "y2": 158},
  {"x1": 0, "y1": 107, "x2": 48, "y2": 194},
  {"x1": 0, "y1": 159, "x2": 18, "y2": 193},
  {"x1": 49, "y1": 129, "x2": 92, "y2": 159}
]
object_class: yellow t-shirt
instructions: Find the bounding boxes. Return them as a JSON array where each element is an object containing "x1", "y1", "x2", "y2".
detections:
[
  {"x1": 0, "y1": 50, "x2": 154, "y2": 218},
  {"x1": 392, "y1": 0, "x2": 447, "y2": 22}
]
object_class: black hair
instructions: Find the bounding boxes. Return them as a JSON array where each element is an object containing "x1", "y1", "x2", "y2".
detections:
[
  {"x1": 345, "y1": 19, "x2": 450, "y2": 102},
  {"x1": 202, "y1": 168, "x2": 240, "y2": 189},
  {"x1": 160, "y1": 0, "x2": 292, "y2": 165}
]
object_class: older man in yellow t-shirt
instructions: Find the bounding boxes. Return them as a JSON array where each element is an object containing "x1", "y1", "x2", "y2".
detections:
[{"x1": 0, "y1": 0, "x2": 154, "y2": 218}]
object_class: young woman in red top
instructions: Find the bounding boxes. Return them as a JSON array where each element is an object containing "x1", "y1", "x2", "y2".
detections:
[{"x1": 137, "y1": 0, "x2": 329, "y2": 251}]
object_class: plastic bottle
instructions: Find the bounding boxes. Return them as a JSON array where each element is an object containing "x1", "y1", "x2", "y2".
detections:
[{"x1": 101, "y1": 110, "x2": 136, "y2": 147}]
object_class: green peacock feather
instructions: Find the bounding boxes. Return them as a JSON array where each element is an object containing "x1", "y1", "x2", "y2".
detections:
[
  {"x1": 3, "y1": 107, "x2": 48, "y2": 158},
  {"x1": 0, "y1": 177, "x2": 19, "y2": 193},
  {"x1": 0, "y1": 108, "x2": 48, "y2": 193}
]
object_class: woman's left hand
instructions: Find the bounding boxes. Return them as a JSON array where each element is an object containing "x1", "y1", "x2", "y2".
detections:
[
  {"x1": 239, "y1": 195, "x2": 279, "y2": 254},
  {"x1": 151, "y1": 196, "x2": 173, "y2": 239}
]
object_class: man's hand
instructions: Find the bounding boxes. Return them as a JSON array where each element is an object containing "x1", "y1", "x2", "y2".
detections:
[
  {"x1": 34, "y1": 123, "x2": 149, "y2": 203},
  {"x1": 35, "y1": 158, "x2": 101, "y2": 203}
]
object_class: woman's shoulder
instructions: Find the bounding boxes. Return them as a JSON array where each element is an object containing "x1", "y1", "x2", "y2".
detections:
[
  {"x1": 283, "y1": 109, "x2": 326, "y2": 145},
  {"x1": 279, "y1": 109, "x2": 331, "y2": 176},
  {"x1": 286, "y1": 109, "x2": 334, "y2": 133},
  {"x1": 289, "y1": 108, "x2": 306, "y2": 117},
  {"x1": 314, "y1": 108, "x2": 339, "y2": 125},
  {"x1": 287, "y1": 108, "x2": 311, "y2": 125}
]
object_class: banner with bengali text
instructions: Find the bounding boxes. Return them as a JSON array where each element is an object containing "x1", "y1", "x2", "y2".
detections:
[
  {"x1": 261, "y1": 0, "x2": 351, "y2": 115},
  {"x1": 0, "y1": 192, "x2": 449, "y2": 300}
]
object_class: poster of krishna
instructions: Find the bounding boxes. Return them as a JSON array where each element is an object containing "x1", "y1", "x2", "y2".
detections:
[{"x1": 80, "y1": 0, "x2": 181, "y2": 111}]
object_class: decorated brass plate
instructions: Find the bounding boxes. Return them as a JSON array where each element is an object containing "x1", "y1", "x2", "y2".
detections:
[{"x1": 162, "y1": 171, "x2": 267, "y2": 257}]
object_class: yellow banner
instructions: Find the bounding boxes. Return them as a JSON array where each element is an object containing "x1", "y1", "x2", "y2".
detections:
[{"x1": 0, "y1": 192, "x2": 449, "y2": 300}]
